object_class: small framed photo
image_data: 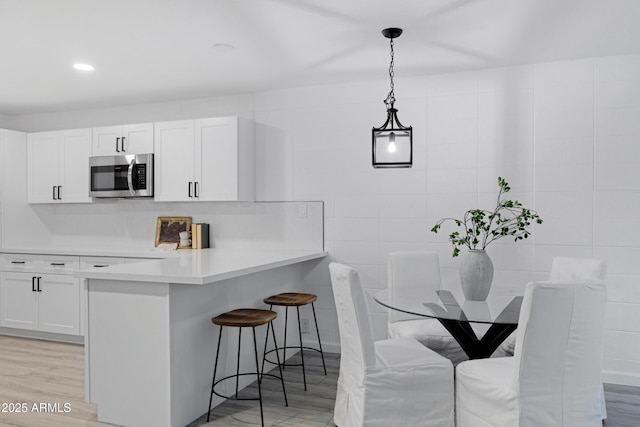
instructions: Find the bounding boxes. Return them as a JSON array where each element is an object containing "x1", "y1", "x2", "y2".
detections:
[{"x1": 155, "y1": 216, "x2": 192, "y2": 247}]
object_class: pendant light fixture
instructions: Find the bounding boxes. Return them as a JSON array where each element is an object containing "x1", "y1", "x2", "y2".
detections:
[{"x1": 372, "y1": 27, "x2": 412, "y2": 168}]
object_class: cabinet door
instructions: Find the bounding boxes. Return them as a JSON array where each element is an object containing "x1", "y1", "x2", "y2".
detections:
[
  {"x1": 195, "y1": 117, "x2": 239, "y2": 201},
  {"x1": 38, "y1": 274, "x2": 80, "y2": 335},
  {"x1": 0, "y1": 272, "x2": 38, "y2": 330},
  {"x1": 154, "y1": 120, "x2": 195, "y2": 202},
  {"x1": 27, "y1": 132, "x2": 61, "y2": 203},
  {"x1": 93, "y1": 123, "x2": 153, "y2": 155},
  {"x1": 60, "y1": 128, "x2": 92, "y2": 203},
  {"x1": 122, "y1": 123, "x2": 154, "y2": 154},
  {"x1": 92, "y1": 126, "x2": 122, "y2": 156}
]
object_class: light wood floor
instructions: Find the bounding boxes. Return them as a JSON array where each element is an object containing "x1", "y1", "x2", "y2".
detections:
[
  {"x1": 0, "y1": 335, "x2": 114, "y2": 427},
  {"x1": 1, "y1": 335, "x2": 639, "y2": 427}
]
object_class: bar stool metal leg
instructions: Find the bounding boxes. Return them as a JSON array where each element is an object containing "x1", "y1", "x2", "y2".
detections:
[
  {"x1": 311, "y1": 302, "x2": 327, "y2": 375},
  {"x1": 260, "y1": 317, "x2": 270, "y2": 377},
  {"x1": 283, "y1": 305, "x2": 288, "y2": 367},
  {"x1": 236, "y1": 327, "x2": 242, "y2": 396},
  {"x1": 269, "y1": 320, "x2": 288, "y2": 406},
  {"x1": 295, "y1": 305, "x2": 307, "y2": 390},
  {"x1": 251, "y1": 326, "x2": 265, "y2": 426},
  {"x1": 207, "y1": 326, "x2": 224, "y2": 422}
]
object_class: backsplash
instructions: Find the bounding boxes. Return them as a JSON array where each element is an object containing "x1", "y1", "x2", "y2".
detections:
[{"x1": 5, "y1": 200, "x2": 323, "y2": 253}]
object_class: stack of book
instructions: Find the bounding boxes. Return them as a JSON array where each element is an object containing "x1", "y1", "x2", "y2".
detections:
[{"x1": 190, "y1": 223, "x2": 210, "y2": 249}]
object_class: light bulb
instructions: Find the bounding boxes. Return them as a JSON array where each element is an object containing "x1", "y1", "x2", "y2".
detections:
[
  {"x1": 387, "y1": 132, "x2": 397, "y2": 153},
  {"x1": 73, "y1": 63, "x2": 94, "y2": 71}
]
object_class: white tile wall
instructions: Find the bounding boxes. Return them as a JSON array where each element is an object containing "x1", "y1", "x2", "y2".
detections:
[
  {"x1": 2, "y1": 199, "x2": 324, "y2": 253},
  {"x1": 5, "y1": 54, "x2": 640, "y2": 385}
]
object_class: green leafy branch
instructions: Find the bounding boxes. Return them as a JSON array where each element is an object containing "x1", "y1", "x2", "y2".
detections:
[{"x1": 430, "y1": 177, "x2": 543, "y2": 257}]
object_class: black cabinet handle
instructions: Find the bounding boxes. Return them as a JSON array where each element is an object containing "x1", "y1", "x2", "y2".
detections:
[
  {"x1": 194, "y1": 182, "x2": 199, "y2": 198},
  {"x1": 37, "y1": 277, "x2": 42, "y2": 292},
  {"x1": 116, "y1": 137, "x2": 121, "y2": 152},
  {"x1": 188, "y1": 182, "x2": 193, "y2": 197},
  {"x1": 50, "y1": 262, "x2": 65, "y2": 266},
  {"x1": 32, "y1": 276, "x2": 36, "y2": 292},
  {"x1": 57, "y1": 186, "x2": 62, "y2": 200},
  {"x1": 93, "y1": 264, "x2": 108, "y2": 268},
  {"x1": 52, "y1": 185, "x2": 57, "y2": 200},
  {"x1": 121, "y1": 136, "x2": 126, "y2": 152},
  {"x1": 11, "y1": 261, "x2": 26, "y2": 264}
]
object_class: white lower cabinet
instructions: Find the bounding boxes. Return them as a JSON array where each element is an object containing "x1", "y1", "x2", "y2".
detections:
[
  {"x1": 0, "y1": 272, "x2": 80, "y2": 335},
  {"x1": 0, "y1": 253, "x2": 154, "y2": 340},
  {"x1": 0, "y1": 273, "x2": 37, "y2": 330}
]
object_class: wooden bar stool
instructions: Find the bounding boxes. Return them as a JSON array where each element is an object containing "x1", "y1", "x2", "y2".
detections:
[
  {"x1": 261, "y1": 292, "x2": 326, "y2": 391},
  {"x1": 207, "y1": 308, "x2": 287, "y2": 426}
]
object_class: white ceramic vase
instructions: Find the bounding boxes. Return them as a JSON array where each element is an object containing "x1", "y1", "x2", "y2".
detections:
[{"x1": 459, "y1": 249, "x2": 494, "y2": 301}]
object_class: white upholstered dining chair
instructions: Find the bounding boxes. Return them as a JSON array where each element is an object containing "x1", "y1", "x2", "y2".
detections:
[
  {"x1": 329, "y1": 262, "x2": 455, "y2": 427},
  {"x1": 387, "y1": 251, "x2": 467, "y2": 365},
  {"x1": 495, "y1": 256, "x2": 608, "y2": 419},
  {"x1": 456, "y1": 281, "x2": 607, "y2": 427},
  {"x1": 498, "y1": 256, "x2": 607, "y2": 357}
]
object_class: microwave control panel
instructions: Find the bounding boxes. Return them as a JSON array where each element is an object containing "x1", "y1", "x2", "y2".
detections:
[{"x1": 135, "y1": 165, "x2": 147, "y2": 190}]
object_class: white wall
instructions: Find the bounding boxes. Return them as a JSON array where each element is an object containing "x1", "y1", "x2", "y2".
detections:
[
  {"x1": 6, "y1": 53, "x2": 640, "y2": 386},
  {"x1": 252, "y1": 54, "x2": 640, "y2": 386}
]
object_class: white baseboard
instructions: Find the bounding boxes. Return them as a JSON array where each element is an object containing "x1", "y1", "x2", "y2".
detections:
[
  {"x1": 603, "y1": 370, "x2": 640, "y2": 387},
  {"x1": 301, "y1": 338, "x2": 339, "y2": 354},
  {"x1": 0, "y1": 327, "x2": 83, "y2": 344}
]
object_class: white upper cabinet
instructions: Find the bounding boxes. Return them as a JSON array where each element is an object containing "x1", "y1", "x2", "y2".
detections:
[
  {"x1": 154, "y1": 116, "x2": 255, "y2": 202},
  {"x1": 92, "y1": 123, "x2": 154, "y2": 155},
  {"x1": 154, "y1": 120, "x2": 195, "y2": 202},
  {"x1": 27, "y1": 128, "x2": 92, "y2": 204}
]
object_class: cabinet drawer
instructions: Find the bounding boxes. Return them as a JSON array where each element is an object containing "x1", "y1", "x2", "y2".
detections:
[
  {"x1": 79, "y1": 256, "x2": 125, "y2": 269},
  {"x1": 40, "y1": 256, "x2": 80, "y2": 274},
  {"x1": 0, "y1": 255, "x2": 40, "y2": 272}
]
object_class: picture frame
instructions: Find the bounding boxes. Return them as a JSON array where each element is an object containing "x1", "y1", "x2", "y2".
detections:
[{"x1": 155, "y1": 216, "x2": 192, "y2": 247}]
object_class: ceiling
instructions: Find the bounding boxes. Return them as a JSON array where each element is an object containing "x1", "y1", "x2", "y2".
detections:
[{"x1": 1, "y1": 0, "x2": 640, "y2": 115}]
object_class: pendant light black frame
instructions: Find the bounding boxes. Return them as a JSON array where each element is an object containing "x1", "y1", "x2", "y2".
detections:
[{"x1": 372, "y1": 27, "x2": 413, "y2": 169}]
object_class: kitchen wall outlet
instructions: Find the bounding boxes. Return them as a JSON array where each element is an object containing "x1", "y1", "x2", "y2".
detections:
[
  {"x1": 300, "y1": 318, "x2": 310, "y2": 334},
  {"x1": 298, "y1": 203, "x2": 308, "y2": 218}
]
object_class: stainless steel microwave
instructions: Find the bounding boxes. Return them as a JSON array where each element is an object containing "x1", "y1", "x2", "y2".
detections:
[{"x1": 89, "y1": 154, "x2": 154, "y2": 198}]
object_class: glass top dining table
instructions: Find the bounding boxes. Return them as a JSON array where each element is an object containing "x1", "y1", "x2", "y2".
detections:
[{"x1": 374, "y1": 289, "x2": 523, "y2": 359}]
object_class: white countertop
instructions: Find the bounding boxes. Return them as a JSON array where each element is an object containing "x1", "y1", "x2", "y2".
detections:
[{"x1": 73, "y1": 248, "x2": 327, "y2": 285}]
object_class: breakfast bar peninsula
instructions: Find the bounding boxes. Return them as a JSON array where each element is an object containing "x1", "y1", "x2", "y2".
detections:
[{"x1": 76, "y1": 248, "x2": 327, "y2": 427}]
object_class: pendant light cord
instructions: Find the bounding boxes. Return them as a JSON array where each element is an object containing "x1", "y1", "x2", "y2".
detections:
[{"x1": 385, "y1": 38, "x2": 396, "y2": 110}]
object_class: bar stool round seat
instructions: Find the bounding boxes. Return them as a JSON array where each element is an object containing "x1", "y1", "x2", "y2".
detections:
[
  {"x1": 207, "y1": 308, "x2": 287, "y2": 427},
  {"x1": 264, "y1": 292, "x2": 317, "y2": 307},
  {"x1": 212, "y1": 308, "x2": 277, "y2": 327},
  {"x1": 262, "y1": 292, "x2": 327, "y2": 391}
]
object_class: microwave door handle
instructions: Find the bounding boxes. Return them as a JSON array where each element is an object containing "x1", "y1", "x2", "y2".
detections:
[{"x1": 127, "y1": 159, "x2": 136, "y2": 196}]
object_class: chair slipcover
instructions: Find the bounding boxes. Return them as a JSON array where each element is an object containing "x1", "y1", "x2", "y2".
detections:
[
  {"x1": 456, "y1": 281, "x2": 606, "y2": 427},
  {"x1": 329, "y1": 262, "x2": 454, "y2": 427},
  {"x1": 495, "y1": 256, "x2": 608, "y2": 419},
  {"x1": 387, "y1": 251, "x2": 467, "y2": 365},
  {"x1": 549, "y1": 256, "x2": 607, "y2": 283}
]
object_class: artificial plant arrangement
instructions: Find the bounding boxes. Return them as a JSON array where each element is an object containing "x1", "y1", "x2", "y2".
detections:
[{"x1": 431, "y1": 177, "x2": 543, "y2": 257}]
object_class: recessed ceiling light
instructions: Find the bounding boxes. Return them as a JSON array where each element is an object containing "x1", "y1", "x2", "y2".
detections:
[
  {"x1": 211, "y1": 43, "x2": 235, "y2": 52},
  {"x1": 73, "y1": 63, "x2": 94, "y2": 71}
]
